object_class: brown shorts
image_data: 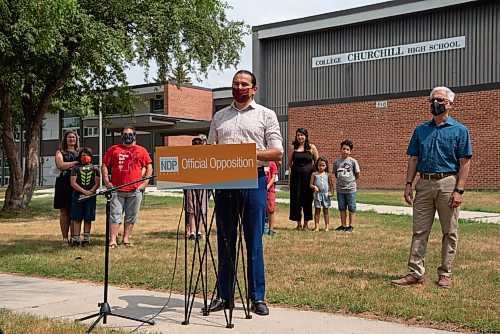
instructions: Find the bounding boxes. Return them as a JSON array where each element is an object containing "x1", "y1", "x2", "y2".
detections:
[
  {"x1": 267, "y1": 191, "x2": 276, "y2": 213},
  {"x1": 186, "y1": 189, "x2": 208, "y2": 214}
]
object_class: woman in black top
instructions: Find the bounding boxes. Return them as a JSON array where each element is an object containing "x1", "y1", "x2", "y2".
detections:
[
  {"x1": 288, "y1": 128, "x2": 319, "y2": 230},
  {"x1": 54, "y1": 130, "x2": 80, "y2": 246}
]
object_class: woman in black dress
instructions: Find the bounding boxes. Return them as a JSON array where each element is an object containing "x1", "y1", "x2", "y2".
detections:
[
  {"x1": 288, "y1": 128, "x2": 319, "y2": 230},
  {"x1": 54, "y1": 130, "x2": 80, "y2": 246}
]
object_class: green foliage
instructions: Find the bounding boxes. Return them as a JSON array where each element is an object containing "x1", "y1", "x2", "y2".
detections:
[
  {"x1": 0, "y1": 0, "x2": 248, "y2": 117},
  {"x1": 0, "y1": 0, "x2": 248, "y2": 211}
]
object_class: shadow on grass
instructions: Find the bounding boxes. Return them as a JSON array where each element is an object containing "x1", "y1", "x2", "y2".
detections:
[
  {"x1": 0, "y1": 233, "x2": 109, "y2": 256},
  {"x1": 144, "y1": 230, "x2": 184, "y2": 240},
  {"x1": 323, "y1": 268, "x2": 396, "y2": 281}
]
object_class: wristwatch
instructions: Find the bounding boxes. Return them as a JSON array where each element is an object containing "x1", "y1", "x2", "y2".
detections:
[{"x1": 453, "y1": 188, "x2": 465, "y2": 195}]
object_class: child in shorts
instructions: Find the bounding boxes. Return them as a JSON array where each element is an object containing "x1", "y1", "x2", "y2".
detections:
[
  {"x1": 70, "y1": 147, "x2": 100, "y2": 247},
  {"x1": 310, "y1": 157, "x2": 334, "y2": 231},
  {"x1": 265, "y1": 161, "x2": 278, "y2": 236},
  {"x1": 333, "y1": 140, "x2": 360, "y2": 232}
]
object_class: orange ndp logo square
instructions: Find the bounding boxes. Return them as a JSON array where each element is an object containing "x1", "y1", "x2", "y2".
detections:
[{"x1": 155, "y1": 143, "x2": 258, "y2": 189}]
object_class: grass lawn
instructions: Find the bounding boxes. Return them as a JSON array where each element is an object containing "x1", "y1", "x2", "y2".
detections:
[
  {"x1": 0, "y1": 309, "x2": 130, "y2": 334},
  {"x1": 0, "y1": 194, "x2": 498, "y2": 333}
]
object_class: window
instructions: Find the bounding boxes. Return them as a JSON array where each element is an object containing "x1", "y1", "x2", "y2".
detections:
[
  {"x1": 13, "y1": 124, "x2": 25, "y2": 142},
  {"x1": 152, "y1": 99, "x2": 164, "y2": 114},
  {"x1": 62, "y1": 117, "x2": 80, "y2": 129},
  {"x1": 84, "y1": 127, "x2": 99, "y2": 137},
  {"x1": 62, "y1": 117, "x2": 81, "y2": 137},
  {"x1": 0, "y1": 157, "x2": 9, "y2": 186}
]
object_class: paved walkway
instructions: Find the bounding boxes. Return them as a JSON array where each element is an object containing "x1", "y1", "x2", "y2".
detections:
[
  {"x1": 142, "y1": 188, "x2": 499, "y2": 223},
  {"x1": 28, "y1": 187, "x2": 500, "y2": 223},
  {"x1": 0, "y1": 273, "x2": 456, "y2": 334}
]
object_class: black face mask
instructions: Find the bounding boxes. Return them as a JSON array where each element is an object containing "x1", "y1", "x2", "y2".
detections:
[
  {"x1": 430, "y1": 102, "x2": 446, "y2": 116},
  {"x1": 122, "y1": 134, "x2": 135, "y2": 144}
]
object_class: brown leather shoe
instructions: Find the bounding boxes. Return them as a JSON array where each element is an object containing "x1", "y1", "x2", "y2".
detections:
[
  {"x1": 391, "y1": 274, "x2": 424, "y2": 286},
  {"x1": 438, "y1": 275, "x2": 452, "y2": 289}
]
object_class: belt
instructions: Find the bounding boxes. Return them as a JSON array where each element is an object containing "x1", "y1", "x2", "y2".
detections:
[{"x1": 420, "y1": 172, "x2": 457, "y2": 180}]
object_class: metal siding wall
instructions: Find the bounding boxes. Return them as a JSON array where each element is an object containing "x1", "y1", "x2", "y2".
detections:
[{"x1": 261, "y1": 1, "x2": 499, "y2": 109}]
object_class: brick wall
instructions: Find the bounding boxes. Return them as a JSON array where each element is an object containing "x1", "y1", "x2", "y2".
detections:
[
  {"x1": 164, "y1": 84, "x2": 213, "y2": 146},
  {"x1": 289, "y1": 88, "x2": 500, "y2": 190}
]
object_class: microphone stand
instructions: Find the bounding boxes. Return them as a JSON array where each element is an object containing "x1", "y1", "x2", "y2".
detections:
[{"x1": 77, "y1": 175, "x2": 155, "y2": 333}]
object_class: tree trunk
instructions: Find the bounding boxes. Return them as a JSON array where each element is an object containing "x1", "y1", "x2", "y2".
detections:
[{"x1": 0, "y1": 84, "x2": 39, "y2": 212}]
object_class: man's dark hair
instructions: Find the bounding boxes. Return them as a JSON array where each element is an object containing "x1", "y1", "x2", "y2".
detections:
[
  {"x1": 235, "y1": 70, "x2": 257, "y2": 87},
  {"x1": 122, "y1": 126, "x2": 136, "y2": 136},
  {"x1": 341, "y1": 139, "x2": 354, "y2": 150},
  {"x1": 292, "y1": 127, "x2": 311, "y2": 151}
]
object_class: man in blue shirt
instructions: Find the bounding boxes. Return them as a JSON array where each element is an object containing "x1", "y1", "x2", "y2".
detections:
[{"x1": 391, "y1": 86, "x2": 472, "y2": 289}]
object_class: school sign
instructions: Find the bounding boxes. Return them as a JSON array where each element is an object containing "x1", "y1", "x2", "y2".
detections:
[{"x1": 312, "y1": 36, "x2": 466, "y2": 68}]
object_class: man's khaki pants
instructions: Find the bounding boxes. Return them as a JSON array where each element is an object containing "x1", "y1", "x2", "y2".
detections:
[{"x1": 408, "y1": 175, "x2": 459, "y2": 278}]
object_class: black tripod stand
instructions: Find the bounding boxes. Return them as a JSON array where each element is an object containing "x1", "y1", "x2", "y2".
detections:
[
  {"x1": 181, "y1": 189, "x2": 252, "y2": 328},
  {"x1": 181, "y1": 189, "x2": 215, "y2": 325},
  {"x1": 77, "y1": 176, "x2": 155, "y2": 333}
]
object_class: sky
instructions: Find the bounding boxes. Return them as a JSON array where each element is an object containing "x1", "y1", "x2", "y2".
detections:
[{"x1": 126, "y1": 0, "x2": 386, "y2": 88}]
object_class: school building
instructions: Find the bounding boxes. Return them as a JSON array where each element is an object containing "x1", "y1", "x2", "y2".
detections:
[
  {"x1": 0, "y1": 83, "x2": 232, "y2": 187},
  {"x1": 252, "y1": 0, "x2": 499, "y2": 189}
]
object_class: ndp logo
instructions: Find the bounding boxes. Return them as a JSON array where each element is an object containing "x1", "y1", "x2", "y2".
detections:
[{"x1": 159, "y1": 157, "x2": 179, "y2": 173}]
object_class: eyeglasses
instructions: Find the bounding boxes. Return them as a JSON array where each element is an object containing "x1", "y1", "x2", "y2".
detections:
[
  {"x1": 429, "y1": 97, "x2": 448, "y2": 103},
  {"x1": 192, "y1": 140, "x2": 202, "y2": 145}
]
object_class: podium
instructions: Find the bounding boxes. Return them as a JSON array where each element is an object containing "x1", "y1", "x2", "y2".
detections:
[
  {"x1": 155, "y1": 144, "x2": 259, "y2": 328},
  {"x1": 181, "y1": 189, "x2": 253, "y2": 328}
]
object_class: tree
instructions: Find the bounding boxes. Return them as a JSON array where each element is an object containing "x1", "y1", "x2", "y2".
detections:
[
  {"x1": 169, "y1": 64, "x2": 193, "y2": 84},
  {"x1": 0, "y1": 0, "x2": 248, "y2": 211}
]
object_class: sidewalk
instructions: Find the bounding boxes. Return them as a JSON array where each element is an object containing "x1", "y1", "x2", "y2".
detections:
[
  {"x1": 0, "y1": 273, "x2": 456, "y2": 334},
  {"x1": 141, "y1": 187, "x2": 500, "y2": 224},
  {"x1": 29, "y1": 187, "x2": 500, "y2": 224}
]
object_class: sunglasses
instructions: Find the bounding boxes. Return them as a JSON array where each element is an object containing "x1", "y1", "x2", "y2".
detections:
[
  {"x1": 192, "y1": 140, "x2": 203, "y2": 145},
  {"x1": 429, "y1": 97, "x2": 448, "y2": 103}
]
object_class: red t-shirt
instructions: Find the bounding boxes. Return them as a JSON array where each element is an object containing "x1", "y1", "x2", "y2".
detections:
[
  {"x1": 265, "y1": 161, "x2": 278, "y2": 192},
  {"x1": 102, "y1": 144, "x2": 152, "y2": 191}
]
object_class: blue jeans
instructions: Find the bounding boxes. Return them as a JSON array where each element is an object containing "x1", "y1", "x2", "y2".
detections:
[
  {"x1": 337, "y1": 192, "x2": 357, "y2": 212},
  {"x1": 214, "y1": 169, "x2": 267, "y2": 302}
]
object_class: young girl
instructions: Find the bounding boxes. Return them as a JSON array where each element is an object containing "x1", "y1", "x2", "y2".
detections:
[
  {"x1": 310, "y1": 157, "x2": 334, "y2": 232},
  {"x1": 70, "y1": 147, "x2": 100, "y2": 247}
]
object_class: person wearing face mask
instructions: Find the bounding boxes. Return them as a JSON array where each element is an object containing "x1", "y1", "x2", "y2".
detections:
[
  {"x1": 101, "y1": 126, "x2": 153, "y2": 248},
  {"x1": 391, "y1": 86, "x2": 472, "y2": 289},
  {"x1": 70, "y1": 147, "x2": 100, "y2": 247},
  {"x1": 206, "y1": 70, "x2": 283, "y2": 316}
]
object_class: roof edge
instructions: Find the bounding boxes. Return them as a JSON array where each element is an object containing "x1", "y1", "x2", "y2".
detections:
[{"x1": 253, "y1": 0, "x2": 479, "y2": 39}]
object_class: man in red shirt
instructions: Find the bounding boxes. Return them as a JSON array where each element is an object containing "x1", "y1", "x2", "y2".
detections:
[{"x1": 101, "y1": 126, "x2": 153, "y2": 248}]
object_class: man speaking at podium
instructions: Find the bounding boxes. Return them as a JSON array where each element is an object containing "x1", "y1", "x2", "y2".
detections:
[{"x1": 207, "y1": 70, "x2": 283, "y2": 316}]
